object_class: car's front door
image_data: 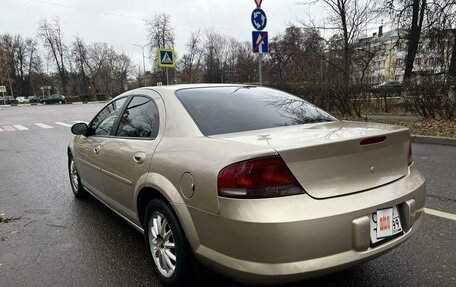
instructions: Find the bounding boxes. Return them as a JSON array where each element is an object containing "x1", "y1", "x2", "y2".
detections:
[
  {"x1": 98, "y1": 92, "x2": 164, "y2": 222},
  {"x1": 74, "y1": 96, "x2": 129, "y2": 200}
]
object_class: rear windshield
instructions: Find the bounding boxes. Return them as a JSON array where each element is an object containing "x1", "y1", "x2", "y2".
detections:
[{"x1": 175, "y1": 86, "x2": 337, "y2": 136}]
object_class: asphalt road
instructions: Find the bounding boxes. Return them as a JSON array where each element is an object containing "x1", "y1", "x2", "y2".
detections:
[{"x1": 0, "y1": 104, "x2": 455, "y2": 286}]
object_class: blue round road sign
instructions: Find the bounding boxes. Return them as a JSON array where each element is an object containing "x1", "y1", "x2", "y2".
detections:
[{"x1": 251, "y1": 8, "x2": 267, "y2": 31}]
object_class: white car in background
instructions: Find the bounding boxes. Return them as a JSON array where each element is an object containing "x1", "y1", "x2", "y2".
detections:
[{"x1": 16, "y1": 96, "x2": 29, "y2": 103}]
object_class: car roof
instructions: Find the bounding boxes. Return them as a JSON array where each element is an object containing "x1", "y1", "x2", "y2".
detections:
[{"x1": 145, "y1": 83, "x2": 249, "y2": 93}]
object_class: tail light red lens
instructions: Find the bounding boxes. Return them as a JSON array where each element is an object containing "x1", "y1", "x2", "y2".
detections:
[
  {"x1": 217, "y1": 156, "x2": 305, "y2": 198},
  {"x1": 360, "y1": 136, "x2": 387, "y2": 145},
  {"x1": 408, "y1": 142, "x2": 413, "y2": 166}
]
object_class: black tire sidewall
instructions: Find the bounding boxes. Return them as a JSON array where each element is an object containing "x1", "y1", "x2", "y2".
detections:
[
  {"x1": 68, "y1": 155, "x2": 86, "y2": 198},
  {"x1": 144, "y1": 199, "x2": 194, "y2": 287}
]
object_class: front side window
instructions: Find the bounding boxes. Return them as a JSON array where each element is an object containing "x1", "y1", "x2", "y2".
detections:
[
  {"x1": 115, "y1": 96, "x2": 159, "y2": 138},
  {"x1": 91, "y1": 97, "x2": 128, "y2": 136}
]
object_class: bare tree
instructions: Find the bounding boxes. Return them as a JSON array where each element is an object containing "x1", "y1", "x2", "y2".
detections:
[
  {"x1": 387, "y1": 0, "x2": 428, "y2": 80},
  {"x1": 297, "y1": 0, "x2": 379, "y2": 115},
  {"x1": 71, "y1": 36, "x2": 90, "y2": 96},
  {"x1": 180, "y1": 30, "x2": 203, "y2": 83},
  {"x1": 38, "y1": 18, "x2": 68, "y2": 94},
  {"x1": 235, "y1": 41, "x2": 256, "y2": 83},
  {"x1": 299, "y1": 0, "x2": 379, "y2": 85},
  {"x1": 202, "y1": 30, "x2": 226, "y2": 83},
  {"x1": 0, "y1": 34, "x2": 41, "y2": 96},
  {"x1": 0, "y1": 35, "x2": 18, "y2": 95},
  {"x1": 112, "y1": 53, "x2": 133, "y2": 93},
  {"x1": 146, "y1": 13, "x2": 175, "y2": 83},
  {"x1": 85, "y1": 42, "x2": 114, "y2": 96},
  {"x1": 426, "y1": 0, "x2": 456, "y2": 78}
]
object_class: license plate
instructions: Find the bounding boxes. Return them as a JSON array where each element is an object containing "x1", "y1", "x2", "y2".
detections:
[{"x1": 370, "y1": 205, "x2": 402, "y2": 244}]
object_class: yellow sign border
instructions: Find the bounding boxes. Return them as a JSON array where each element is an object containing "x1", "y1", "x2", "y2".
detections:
[
  {"x1": 158, "y1": 49, "x2": 175, "y2": 68},
  {"x1": 0, "y1": 86, "x2": 6, "y2": 93}
]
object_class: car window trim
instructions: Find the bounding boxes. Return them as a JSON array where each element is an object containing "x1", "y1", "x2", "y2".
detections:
[
  {"x1": 111, "y1": 94, "x2": 160, "y2": 140},
  {"x1": 87, "y1": 95, "x2": 130, "y2": 138},
  {"x1": 108, "y1": 95, "x2": 133, "y2": 137}
]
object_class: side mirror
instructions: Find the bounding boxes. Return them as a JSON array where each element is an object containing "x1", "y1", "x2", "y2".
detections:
[{"x1": 71, "y1": 122, "x2": 88, "y2": 135}]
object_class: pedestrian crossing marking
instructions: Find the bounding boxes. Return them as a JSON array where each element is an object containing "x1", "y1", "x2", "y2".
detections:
[
  {"x1": 34, "y1": 123, "x2": 54, "y2": 129},
  {"x1": 55, "y1": 122, "x2": 72, "y2": 127},
  {"x1": 0, "y1": 121, "x2": 85, "y2": 132},
  {"x1": 12, "y1": 125, "x2": 28, "y2": 131},
  {"x1": 2, "y1": 125, "x2": 16, "y2": 132}
]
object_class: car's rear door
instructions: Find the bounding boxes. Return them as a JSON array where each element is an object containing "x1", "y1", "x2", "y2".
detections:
[
  {"x1": 97, "y1": 91, "x2": 164, "y2": 222},
  {"x1": 74, "y1": 96, "x2": 129, "y2": 200}
]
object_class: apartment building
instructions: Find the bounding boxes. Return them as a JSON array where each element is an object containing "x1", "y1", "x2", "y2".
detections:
[{"x1": 354, "y1": 26, "x2": 453, "y2": 85}]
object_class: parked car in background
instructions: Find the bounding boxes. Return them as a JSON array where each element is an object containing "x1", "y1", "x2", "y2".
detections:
[
  {"x1": 28, "y1": 96, "x2": 39, "y2": 103},
  {"x1": 372, "y1": 80, "x2": 403, "y2": 90},
  {"x1": 68, "y1": 84, "x2": 425, "y2": 287},
  {"x1": 40, "y1": 94, "x2": 66, "y2": 104},
  {"x1": 16, "y1": 96, "x2": 29, "y2": 103},
  {"x1": 3, "y1": 96, "x2": 18, "y2": 105}
]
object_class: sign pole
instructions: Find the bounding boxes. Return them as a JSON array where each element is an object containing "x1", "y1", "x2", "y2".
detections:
[
  {"x1": 259, "y1": 53, "x2": 263, "y2": 86},
  {"x1": 158, "y1": 48, "x2": 175, "y2": 85},
  {"x1": 251, "y1": 0, "x2": 267, "y2": 86},
  {"x1": 0, "y1": 86, "x2": 6, "y2": 104}
]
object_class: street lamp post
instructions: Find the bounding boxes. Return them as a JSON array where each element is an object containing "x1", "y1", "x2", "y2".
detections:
[{"x1": 133, "y1": 44, "x2": 148, "y2": 87}]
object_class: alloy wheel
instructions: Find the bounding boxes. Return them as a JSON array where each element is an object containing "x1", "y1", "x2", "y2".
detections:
[
  {"x1": 69, "y1": 159, "x2": 79, "y2": 192},
  {"x1": 148, "y1": 211, "x2": 177, "y2": 278}
]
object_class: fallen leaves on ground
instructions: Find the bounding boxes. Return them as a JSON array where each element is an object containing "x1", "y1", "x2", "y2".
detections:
[
  {"x1": 368, "y1": 119, "x2": 456, "y2": 138},
  {"x1": 338, "y1": 115, "x2": 456, "y2": 138},
  {"x1": 0, "y1": 216, "x2": 21, "y2": 223}
]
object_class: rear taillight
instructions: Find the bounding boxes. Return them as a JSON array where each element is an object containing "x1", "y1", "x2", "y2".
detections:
[
  {"x1": 217, "y1": 156, "x2": 305, "y2": 198},
  {"x1": 408, "y1": 142, "x2": 413, "y2": 166}
]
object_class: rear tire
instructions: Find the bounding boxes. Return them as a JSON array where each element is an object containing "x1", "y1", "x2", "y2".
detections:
[
  {"x1": 68, "y1": 155, "x2": 87, "y2": 199},
  {"x1": 144, "y1": 199, "x2": 197, "y2": 287}
]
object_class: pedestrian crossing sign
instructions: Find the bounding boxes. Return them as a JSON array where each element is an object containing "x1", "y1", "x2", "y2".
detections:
[{"x1": 158, "y1": 49, "x2": 175, "y2": 68}]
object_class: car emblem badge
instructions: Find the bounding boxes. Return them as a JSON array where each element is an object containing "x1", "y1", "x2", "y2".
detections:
[{"x1": 370, "y1": 166, "x2": 375, "y2": 173}]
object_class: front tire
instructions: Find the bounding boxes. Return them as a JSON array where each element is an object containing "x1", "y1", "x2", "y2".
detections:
[
  {"x1": 144, "y1": 199, "x2": 196, "y2": 286},
  {"x1": 68, "y1": 155, "x2": 87, "y2": 199}
]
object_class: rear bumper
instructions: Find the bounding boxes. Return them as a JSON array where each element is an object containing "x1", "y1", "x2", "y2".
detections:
[{"x1": 189, "y1": 165, "x2": 426, "y2": 285}]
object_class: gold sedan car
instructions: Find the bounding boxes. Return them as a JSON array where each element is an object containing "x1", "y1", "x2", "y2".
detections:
[{"x1": 68, "y1": 84, "x2": 425, "y2": 286}]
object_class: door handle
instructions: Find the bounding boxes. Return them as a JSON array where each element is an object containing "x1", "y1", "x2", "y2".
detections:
[
  {"x1": 133, "y1": 152, "x2": 146, "y2": 164},
  {"x1": 93, "y1": 146, "x2": 100, "y2": 154}
]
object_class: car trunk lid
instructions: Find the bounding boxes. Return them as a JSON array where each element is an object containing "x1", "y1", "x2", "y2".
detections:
[{"x1": 210, "y1": 121, "x2": 411, "y2": 199}]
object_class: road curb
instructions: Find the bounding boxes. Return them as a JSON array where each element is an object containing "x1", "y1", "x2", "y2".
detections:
[
  {"x1": 1, "y1": 101, "x2": 106, "y2": 107},
  {"x1": 412, "y1": 135, "x2": 456, "y2": 146},
  {"x1": 68, "y1": 101, "x2": 107, "y2": 105}
]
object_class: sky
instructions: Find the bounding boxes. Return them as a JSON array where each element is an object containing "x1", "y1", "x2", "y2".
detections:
[
  {"x1": 2, "y1": 0, "x2": 330, "y2": 70},
  {"x1": 1, "y1": 0, "x2": 383, "y2": 71}
]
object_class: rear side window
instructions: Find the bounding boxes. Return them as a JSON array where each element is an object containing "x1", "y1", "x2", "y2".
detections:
[
  {"x1": 115, "y1": 96, "x2": 159, "y2": 138},
  {"x1": 175, "y1": 86, "x2": 336, "y2": 136}
]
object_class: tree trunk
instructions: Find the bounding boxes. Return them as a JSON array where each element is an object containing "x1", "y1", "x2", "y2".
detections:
[
  {"x1": 404, "y1": 0, "x2": 426, "y2": 80},
  {"x1": 448, "y1": 29, "x2": 456, "y2": 78}
]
